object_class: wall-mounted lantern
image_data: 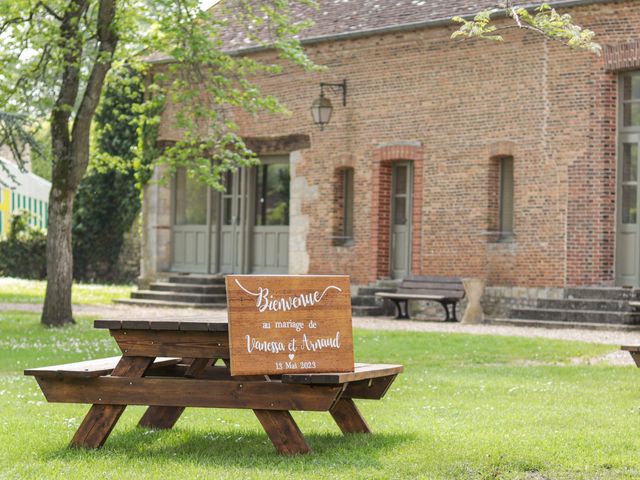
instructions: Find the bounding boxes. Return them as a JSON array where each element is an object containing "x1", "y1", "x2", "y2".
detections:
[{"x1": 310, "y1": 80, "x2": 347, "y2": 130}]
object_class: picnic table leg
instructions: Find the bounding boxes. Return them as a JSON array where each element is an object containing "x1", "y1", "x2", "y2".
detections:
[
  {"x1": 253, "y1": 410, "x2": 311, "y2": 455},
  {"x1": 138, "y1": 358, "x2": 212, "y2": 430},
  {"x1": 70, "y1": 356, "x2": 154, "y2": 449},
  {"x1": 330, "y1": 398, "x2": 371, "y2": 434}
]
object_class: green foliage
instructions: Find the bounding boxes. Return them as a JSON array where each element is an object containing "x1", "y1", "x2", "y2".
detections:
[
  {"x1": 72, "y1": 66, "x2": 146, "y2": 283},
  {"x1": 0, "y1": 111, "x2": 47, "y2": 186},
  {"x1": 30, "y1": 124, "x2": 53, "y2": 181},
  {"x1": 0, "y1": 0, "x2": 320, "y2": 193},
  {"x1": 0, "y1": 211, "x2": 47, "y2": 279},
  {"x1": 451, "y1": 3, "x2": 601, "y2": 54}
]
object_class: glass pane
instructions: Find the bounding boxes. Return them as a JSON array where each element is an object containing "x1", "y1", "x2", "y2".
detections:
[
  {"x1": 623, "y1": 144, "x2": 638, "y2": 182},
  {"x1": 622, "y1": 185, "x2": 638, "y2": 224},
  {"x1": 174, "y1": 169, "x2": 207, "y2": 225},
  {"x1": 223, "y1": 197, "x2": 233, "y2": 225},
  {"x1": 623, "y1": 103, "x2": 640, "y2": 127},
  {"x1": 255, "y1": 163, "x2": 290, "y2": 226},
  {"x1": 394, "y1": 166, "x2": 407, "y2": 195},
  {"x1": 343, "y1": 169, "x2": 354, "y2": 238},
  {"x1": 500, "y1": 157, "x2": 514, "y2": 234},
  {"x1": 224, "y1": 171, "x2": 234, "y2": 194},
  {"x1": 394, "y1": 196, "x2": 407, "y2": 225},
  {"x1": 623, "y1": 74, "x2": 640, "y2": 101}
]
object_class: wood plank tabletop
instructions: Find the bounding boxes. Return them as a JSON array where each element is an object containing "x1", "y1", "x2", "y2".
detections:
[
  {"x1": 94, "y1": 316, "x2": 229, "y2": 332},
  {"x1": 621, "y1": 345, "x2": 640, "y2": 352}
]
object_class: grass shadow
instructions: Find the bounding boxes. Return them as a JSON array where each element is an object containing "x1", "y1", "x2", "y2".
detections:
[{"x1": 47, "y1": 425, "x2": 414, "y2": 469}]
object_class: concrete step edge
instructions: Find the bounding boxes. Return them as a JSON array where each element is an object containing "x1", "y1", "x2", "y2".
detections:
[
  {"x1": 512, "y1": 307, "x2": 639, "y2": 316},
  {"x1": 486, "y1": 318, "x2": 640, "y2": 332},
  {"x1": 113, "y1": 298, "x2": 227, "y2": 309}
]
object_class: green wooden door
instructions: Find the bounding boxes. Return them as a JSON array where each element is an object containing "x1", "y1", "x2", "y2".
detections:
[
  {"x1": 391, "y1": 162, "x2": 413, "y2": 279},
  {"x1": 171, "y1": 168, "x2": 209, "y2": 273},
  {"x1": 219, "y1": 169, "x2": 248, "y2": 274},
  {"x1": 616, "y1": 135, "x2": 640, "y2": 286},
  {"x1": 251, "y1": 157, "x2": 290, "y2": 274},
  {"x1": 217, "y1": 156, "x2": 290, "y2": 274}
]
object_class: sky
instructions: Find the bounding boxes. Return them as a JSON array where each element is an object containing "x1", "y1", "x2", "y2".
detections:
[{"x1": 200, "y1": 0, "x2": 221, "y2": 10}]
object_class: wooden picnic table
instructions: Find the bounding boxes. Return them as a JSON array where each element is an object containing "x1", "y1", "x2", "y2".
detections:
[{"x1": 25, "y1": 316, "x2": 402, "y2": 455}]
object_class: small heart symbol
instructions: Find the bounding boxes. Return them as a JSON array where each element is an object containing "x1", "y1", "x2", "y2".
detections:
[{"x1": 288, "y1": 354, "x2": 295, "y2": 360}]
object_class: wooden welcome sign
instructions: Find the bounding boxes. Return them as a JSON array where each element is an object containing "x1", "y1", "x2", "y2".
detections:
[{"x1": 226, "y1": 275, "x2": 354, "y2": 376}]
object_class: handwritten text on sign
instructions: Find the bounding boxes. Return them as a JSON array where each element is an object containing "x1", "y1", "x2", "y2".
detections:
[{"x1": 226, "y1": 275, "x2": 354, "y2": 376}]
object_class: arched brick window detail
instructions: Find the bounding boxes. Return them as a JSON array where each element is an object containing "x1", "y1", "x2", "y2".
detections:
[{"x1": 370, "y1": 143, "x2": 424, "y2": 279}]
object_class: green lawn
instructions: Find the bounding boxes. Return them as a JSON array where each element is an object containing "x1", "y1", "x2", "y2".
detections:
[
  {"x1": 0, "y1": 277, "x2": 133, "y2": 305},
  {"x1": 1, "y1": 311, "x2": 639, "y2": 479}
]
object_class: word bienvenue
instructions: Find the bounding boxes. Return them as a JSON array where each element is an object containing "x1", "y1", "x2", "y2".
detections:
[{"x1": 235, "y1": 279, "x2": 342, "y2": 313}]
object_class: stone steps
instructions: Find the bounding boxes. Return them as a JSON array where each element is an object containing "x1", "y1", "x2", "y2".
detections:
[
  {"x1": 511, "y1": 307, "x2": 640, "y2": 325},
  {"x1": 564, "y1": 287, "x2": 639, "y2": 301},
  {"x1": 150, "y1": 282, "x2": 227, "y2": 295},
  {"x1": 537, "y1": 298, "x2": 634, "y2": 312},
  {"x1": 117, "y1": 273, "x2": 228, "y2": 309},
  {"x1": 486, "y1": 318, "x2": 640, "y2": 331},
  {"x1": 506, "y1": 285, "x2": 640, "y2": 327},
  {"x1": 113, "y1": 298, "x2": 227, "y2": 309},
  {"x1": 352, "y1": 305, "x2": 385, "y2": 317},
  {"x1": 131, "y1": 290, "x2": 227, "y2": 304},
  {"x1": 167, "y1": 274, "x2": 226, "y2": 286},
  {"x1": 356, "y1": 286, "x2": 396, "y2": 297},
  {"x1": 350, "y1": 283, "x2": 397, "y2": 317}
]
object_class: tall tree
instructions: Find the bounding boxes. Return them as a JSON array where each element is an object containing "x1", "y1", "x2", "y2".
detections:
[{"x1": 0, "y1": 0, "x2": 318, "y2": 326}]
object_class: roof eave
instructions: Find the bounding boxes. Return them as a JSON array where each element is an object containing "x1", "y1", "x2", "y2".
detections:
[{"x1": 145, "y1": 0, "x2": 612, "y2": 64}]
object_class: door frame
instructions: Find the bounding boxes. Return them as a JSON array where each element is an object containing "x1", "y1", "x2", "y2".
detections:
[
  {"x1": 170, "y1": 170, "x2": 209, "y2": 273},
  {"x1": 616, "y1": 132, "x2": 640, "y2": 286},
  {"x1": 171, "y1": 155, "x2": 290, "y2": 275},
  {"x1": 616, "y1": 72, "x2": 640, "y2": 286},
  {"x1": 390, "y1": 161, "x2": 413, "y2": 279}
]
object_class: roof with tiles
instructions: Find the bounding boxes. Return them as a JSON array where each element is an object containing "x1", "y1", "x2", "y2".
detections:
[
  {"x1": 213, "y1": 0, "x2": 607, "y2": 52},
  {"x1": 143, "y1": 0, "x2": 608, "y2": 62}
]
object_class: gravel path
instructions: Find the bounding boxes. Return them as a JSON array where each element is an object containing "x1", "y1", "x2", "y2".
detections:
[{"x1": 3, "y1": 302, "x2": 639, "y2": 365}]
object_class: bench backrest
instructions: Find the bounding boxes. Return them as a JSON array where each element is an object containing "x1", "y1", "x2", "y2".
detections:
[{"x1": 397, "y1": 276, "x2": 465, "y2": 299}]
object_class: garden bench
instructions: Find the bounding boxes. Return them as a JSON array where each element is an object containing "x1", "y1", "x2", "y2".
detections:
[
  {"x1": 375, "y1": 276, "x2": 465, "y2": 321},
  {"x1": 25, "y1": 317, "x2": 403, "y2": 455}
]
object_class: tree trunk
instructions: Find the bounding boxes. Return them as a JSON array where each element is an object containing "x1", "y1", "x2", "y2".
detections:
[
  {"x1": 39, "y1": 0, "x2": 119, "y2": 327},
  {"x1": 41, "y1": 187, "x2": 76, "y2": 326}
]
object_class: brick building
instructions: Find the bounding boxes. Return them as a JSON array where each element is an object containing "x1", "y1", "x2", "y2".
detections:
[{"x1": 135, "y1": 0, "x2": 640, "y2": 319}]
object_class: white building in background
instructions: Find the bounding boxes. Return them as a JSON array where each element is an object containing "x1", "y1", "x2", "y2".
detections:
[{"x1": 0, "y1": 158, "x2": 51, "y2": 236}]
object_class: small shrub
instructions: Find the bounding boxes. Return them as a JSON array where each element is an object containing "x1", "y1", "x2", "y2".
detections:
[{"x1": 0, "y1": 210, "x2": 47, "y2": 279}]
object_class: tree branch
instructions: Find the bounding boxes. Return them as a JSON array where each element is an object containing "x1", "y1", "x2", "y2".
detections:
[
  {"x1": 50, "y1": 0, "x2": 89, "y2": 192},
  {"x1": 70, "y1": 0, "x2": 119, "y2": 186}
]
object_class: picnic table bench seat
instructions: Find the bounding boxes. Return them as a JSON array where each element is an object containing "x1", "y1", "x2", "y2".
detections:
[
  {"x1": 24, "y1": 356, "x2": 181, "y2": 378},
  {"x1": 629, "y1": 301, "x2": 640, "y2": 310},
  {"x1": 375, "y1": 276, "x2": 465, "y2": 321}
]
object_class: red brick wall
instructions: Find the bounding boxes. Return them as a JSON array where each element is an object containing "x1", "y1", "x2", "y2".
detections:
[{"x1": 158, "y1": 1, "x2": 640, "y2": 287}]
